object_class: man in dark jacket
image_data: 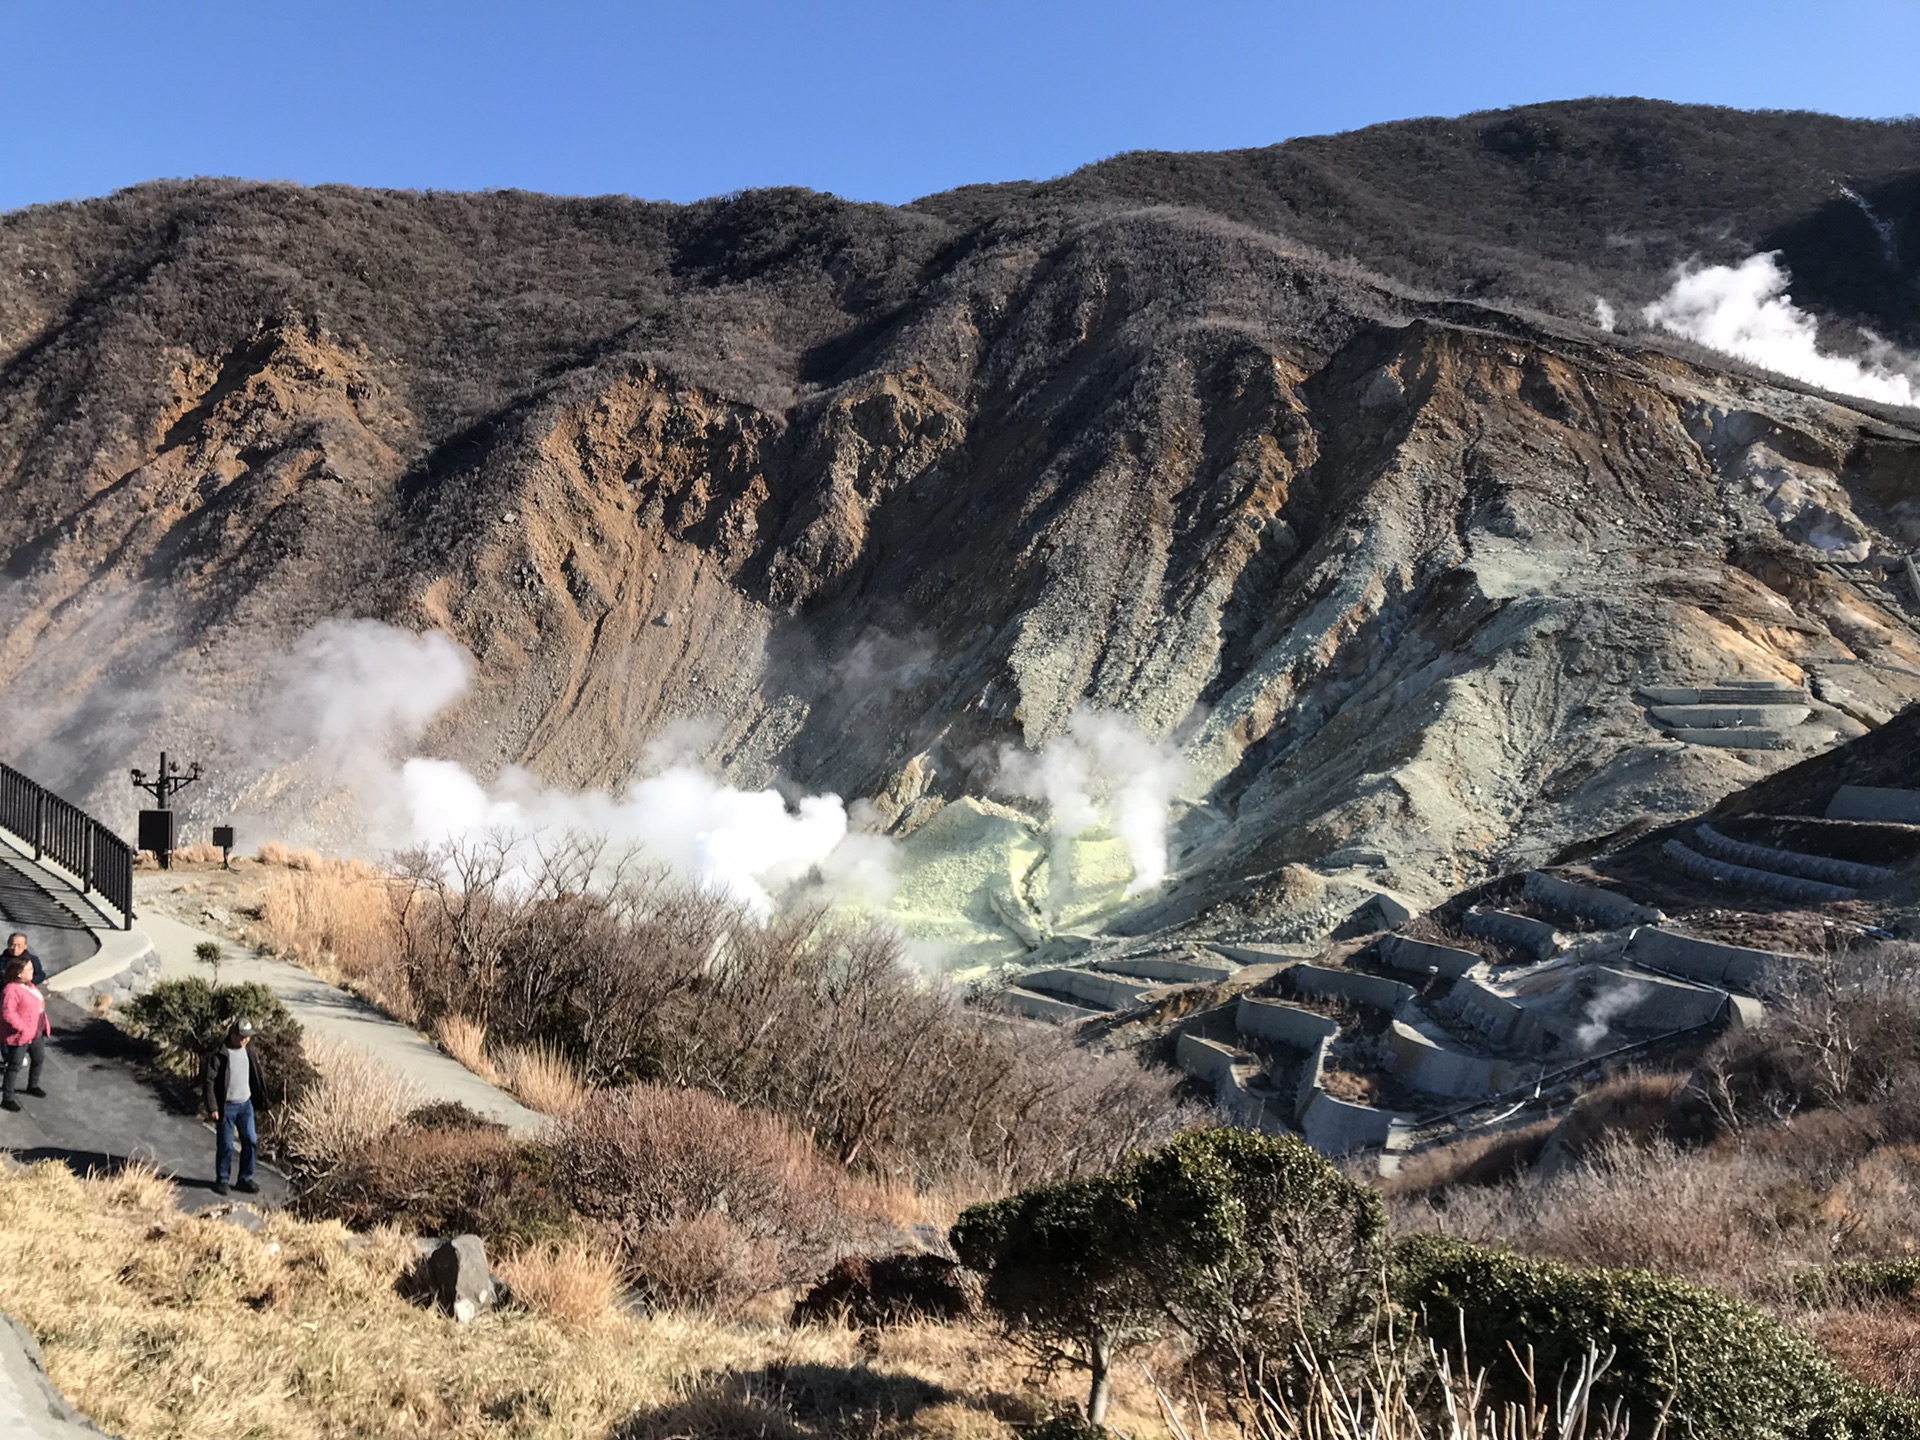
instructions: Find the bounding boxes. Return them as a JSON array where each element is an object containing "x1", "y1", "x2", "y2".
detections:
[
  {"x1": 203, "y1": 1018, "x2": 262, "y2": 1196},
  {"x1": 4, "y1": 934, "x2": 43, "y2": 986}
]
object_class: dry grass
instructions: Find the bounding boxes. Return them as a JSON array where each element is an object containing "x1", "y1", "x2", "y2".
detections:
[
  {"x1": 492, "y1": 1240, "x2": 623, "y2": 1330},
  {"x1": 1806, "y1": 1304, "x2": 1920, "y2": 1397},
  {"x1": 167, "y1": 841, "x2": 227, "y2": 865},
  {"x1": 436, "y1": 1014, "x2": 502, "y2": 1085},
  {"x1": 0, "y1": 1161, "x2": 1162, "y2": 1440},
  {"x1": 257, "y1": 841, "x2": 326, "y2": 870},
  {"x1": 284, "y1": 1035, "x2": 424, "y2": 1176},
  {"x1": 496, "y1": 1042, "x2": 586, "y2": 1116},
  {"x1": 260, "y1": 862, "x2": 413, "y2": 1020}
]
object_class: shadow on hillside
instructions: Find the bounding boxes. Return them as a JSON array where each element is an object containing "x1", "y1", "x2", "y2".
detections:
[{"x1": 614, "y1": 1362, "x2": 960, "y2": 1440}]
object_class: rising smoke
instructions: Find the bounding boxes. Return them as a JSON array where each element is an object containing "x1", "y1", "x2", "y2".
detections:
[
  {"x1": 272, "y1": 620, "x2": 888, "y2": 918},
  {"x1": 1575, "y1": 979, "x2": 1648, "y2": 1053},
  {"x1": 999, "y1": 707, "x2": 1188, "y2": 906},
  {"x1": 1640, "y1": 253, "x2": 1918, "y2": 408}
]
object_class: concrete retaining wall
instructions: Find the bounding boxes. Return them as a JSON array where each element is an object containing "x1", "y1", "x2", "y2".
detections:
[
  {"x1": 44, "y1": 935, "x2": 161, "y2": 1011},
  {"x1": 1523, "y1": 871, "x2": 1663, "y2": 928},
  {"x1": 1693, "y1": 823, "x2": 1892, "y2": 887},
  {"x1": 1826, "y1": 784, "x2": 1920, "y2": 825},
  {"x1": 1661, "y1": 839, "x2": 1856, "y2": 904},
  {"x1": 1287, "y1": 963, "x2": 1416, "y2": 1012},
  {"x1": 1593, "y1": 966, "x2": 1730, "y2": 1031},
  {"x1": 1440, "y1": 977, "x2": 1560, "y2": 1055},
  {"x1": 1624, "y1": 928, "x2": 1789, "y2": 994},
  {"x1": 1648, "y1": 703, "x2": 1812, "y2": 728},
  {"x1": 1386, "y1": 1020, "x2": 1527, "y2": 1099},
  {"x1": 1092, "y1": 955, "x2": 1237, "y2": 985},
  {"x1": 1175, "y1": 1032, "x2": 1244, "y2": 1086},
  {"x1": 1022, "y1": 968, "x2": 1154, "y2": 1011},
  {"x1": 997, "y1": 988, "x2": 1100, "y2": 1024},
  {"x1": 1663, "y1": 728, "x2": 1796, "y2": 750},
  {"x1": 1463, "y1": 908, "x2": 1565, "y2": 961},
  {"x1": 1294, "y1": 1033, "x2": 1332, "y2": 1119},
  {"x1": 1236, "y1": 995, "x2": 1340, "y2": 1048},
  {"x1": 1377, "y1": 934, "x2": 1480, "y2": 979},
  {"x1": 1299, "y1": 1090, "x2": 1403, "y2": 1155}
]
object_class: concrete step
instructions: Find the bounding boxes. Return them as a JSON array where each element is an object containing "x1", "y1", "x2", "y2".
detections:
[
  {"x1": 1661, "y1": 727, "x2": 1806, "y2": 751},
  {"x1": 1637, "y1": 685, "x2": 1807, "y2": 706},
  {"x1": 1692, "y1": 823, "x2": 1895, "y2": 889},
  {"x1": 1647, "y1": 703, "x2": 1813, "y2": 729},
  {"x1": 1660, "y1": 839, "x2": 1857, "y2": 905},
  {"x1": 1827, "y1": 784, "x2": 1920, "y2": 825}
]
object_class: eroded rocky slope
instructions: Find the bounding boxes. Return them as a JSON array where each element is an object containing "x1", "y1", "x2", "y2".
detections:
[{"x1": 3, "y1": 100, "x2": 1919, "y2": 956}]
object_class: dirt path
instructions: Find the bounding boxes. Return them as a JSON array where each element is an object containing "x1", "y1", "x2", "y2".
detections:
[{"x1": 135, "y1": 906, "x2": 545, "y2": 1135}]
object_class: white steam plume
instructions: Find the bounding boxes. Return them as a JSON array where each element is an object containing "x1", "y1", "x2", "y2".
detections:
[
  {"x1": 999, "y1": 707, "x2": 1188, "y2": 905},
  {"x1": 273, "y1": 619, "x2": 887, "y2": 918},
  {"x1": 1641, "y1": 253, "x2": 1918, "y2": 408},
  {"x1": 1592, "y1": 297, "x2": 1617, "y2": 333},
  {"x1": 1574, "y1": 980, "x2": 1648, "y2": 1053}
]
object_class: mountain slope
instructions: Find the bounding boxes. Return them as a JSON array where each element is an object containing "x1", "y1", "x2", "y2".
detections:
[{"x1": 3, "y1": 99, "x2": 1919, "y2": 956}]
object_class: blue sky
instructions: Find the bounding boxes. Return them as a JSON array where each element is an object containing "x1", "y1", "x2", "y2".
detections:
[{"x1": 4, "y1": 1, "x2": 1917, "y2": 213}]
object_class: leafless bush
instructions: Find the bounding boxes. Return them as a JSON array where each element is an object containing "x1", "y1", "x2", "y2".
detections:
[
  {"x1": 555, "y1": 1085, "x2": 875, "y2": 1300},
  {"x1": 1694, "y1": 945, "x2": 1920, "y2": 1135},
  {"x1": 284, "y1": 1036, "x2": 423, "y2": 1177},
  {"x1": 383, "y1": 836, "x2": 1198, "y2": 1189}
]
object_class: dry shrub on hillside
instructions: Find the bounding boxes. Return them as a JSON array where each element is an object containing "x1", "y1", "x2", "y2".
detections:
[
  {"x1": 1381, "y1": 1120, "x2": 1556, "y2": 1199},
  {"x1": 261, "y1": 861, "x2": 411, "y2": 1018},
  {"x1": 380, "y1": 837, "x2": 1197, "y2": 1190},
  {"x1": 1696, "y1": 945, "x2": 1920, "y2": 1133},
  {"x1": 433, "y1": 1014, "x2": 500, "y2": 1084},
  {"x1": 257, "y1": 841, "x2": 325, "y2": 870},
  {"x1": 557, "y1": 1085, "x2": 880, "y2": 1302},
  {"x1": 0, "y1": 1159, "x2": 1084, "y2": 1440},
  {"x1": 1807, "y1": 1305, "x2": 1920, "y2": 1398},
  {"x1": 492, "y1": 1240, "x2": 622, "y2": 1330},
  {"x1": 1394, "y1": 1135, "x2": 1920, "y2": 1302},
  {"x1": 497, "y1": 1042, "x2": 587, "y2": 1116},
  {"x1": 297, "y1": 1118, "x2": 576, "y2": 1253},
  {"x1": 283, "y1": 1036, "x2": 423, "y2": 1175}
]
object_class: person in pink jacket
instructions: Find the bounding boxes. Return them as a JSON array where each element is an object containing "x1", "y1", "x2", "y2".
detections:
[{"x1": 1, "y1": 955, "x2": 50, "y2": 1111}]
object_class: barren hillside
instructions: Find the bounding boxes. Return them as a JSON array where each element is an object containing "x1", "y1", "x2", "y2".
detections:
[{"x1": 3, "y1": 98, "x2": 1919, "y2": 955}]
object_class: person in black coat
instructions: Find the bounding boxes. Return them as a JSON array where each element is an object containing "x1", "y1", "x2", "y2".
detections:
[
  {"x1": 4, "y1": 934, "x2": 43, "y2": 987},
  {"x1": 202, "y1": 1019, "x2": 264, "y2": 1196}
]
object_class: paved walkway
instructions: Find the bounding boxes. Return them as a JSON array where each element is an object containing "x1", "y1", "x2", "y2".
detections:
[{"x1": 137, "y1": 907, "x2": 545, "y2": 1135}]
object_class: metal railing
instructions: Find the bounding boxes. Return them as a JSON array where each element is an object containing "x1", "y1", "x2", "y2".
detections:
[{"x1": 0, "y1": 764, "x2": 135, "y2": 929}]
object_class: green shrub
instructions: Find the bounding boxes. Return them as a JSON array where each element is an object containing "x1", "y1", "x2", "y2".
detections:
[
  {"x1": 1393, "y1": 1235, "x2": 1920, "y2": 1439},
  {"x1": 1795, "y1": 1258, "x2": 1920, "y2": 1307},
  {"x1": 122, "y1": 979, "x2": 311, "y2": 1115},
  {"x1": 953, "y1": 1128, "x2": 1388, "y2": 1425}
]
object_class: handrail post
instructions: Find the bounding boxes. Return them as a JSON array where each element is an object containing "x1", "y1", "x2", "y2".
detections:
[{"x1": 32, "y1": 790, "x2": 43, "y2": 862}]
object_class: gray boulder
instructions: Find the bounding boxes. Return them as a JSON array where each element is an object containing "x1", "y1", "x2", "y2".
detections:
[{"x1": 425, "y1": 1235, "x2": 497, "y2": 1323}]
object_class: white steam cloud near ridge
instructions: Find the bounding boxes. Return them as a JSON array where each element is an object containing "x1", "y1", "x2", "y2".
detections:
[
  {"x1": 275, "y1": 619, "x2": 888, "y2": 918},
  {"x1": 1640, "y1": 253, "x2": 1918, "y2": 408},
  {"x1": 999, "y1": 707, "x2": 1188, "y2": 907}
]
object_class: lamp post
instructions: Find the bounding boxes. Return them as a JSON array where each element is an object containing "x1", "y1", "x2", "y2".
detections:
[{"x1": 130, "y1": 751, "x2": 202, "y2": 870}]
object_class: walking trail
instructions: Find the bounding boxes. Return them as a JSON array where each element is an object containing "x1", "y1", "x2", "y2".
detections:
[{"x1": 135, "y1": 906, "x2": 544, "y2": 1134}]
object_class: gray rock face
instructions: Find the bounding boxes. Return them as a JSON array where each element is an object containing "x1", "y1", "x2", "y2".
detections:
[{"x1": 425, "y1": 1235, "x2": 497, "y2": 1323}]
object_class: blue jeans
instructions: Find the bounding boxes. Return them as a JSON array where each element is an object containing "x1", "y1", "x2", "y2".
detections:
[{"x1": 216, "y1": 1100, "x2": 256, "y2": 1185}]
